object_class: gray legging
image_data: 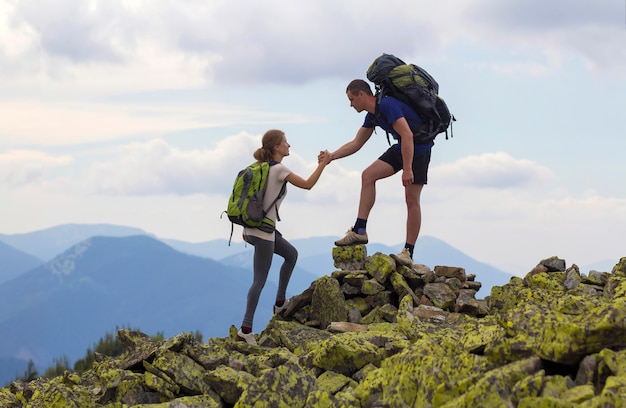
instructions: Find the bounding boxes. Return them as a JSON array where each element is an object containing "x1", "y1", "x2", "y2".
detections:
[{"x1": 242, "y1": 230, "x2": 298, "y2": 329}]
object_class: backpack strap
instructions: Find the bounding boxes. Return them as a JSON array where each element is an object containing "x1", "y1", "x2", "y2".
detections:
[
  {"x1": 373, "y1": 92, "x2": 393, "y2": 147},
  {"x1": 220, "y1": 210, "x2": 236, "y2": 246},
  {"x1": 262, "y1": 160, "x2": 287, "y2": 224},
  {"x1": 376, "y1": 93, "x2": 452, "y2": 145},
  {"x1": 446, "y1": 114, "x2": 456, "y2": 140},
  {"x1": 264, "y1": 181, "x2": 287, "y2": 222}
]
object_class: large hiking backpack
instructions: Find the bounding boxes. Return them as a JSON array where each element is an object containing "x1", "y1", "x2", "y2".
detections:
[
  {"x1": 366, "y1": 53, "x2": 455, "y2": 144},
  {"x1": 223, "y1": 161, "x2": 286, "y2": 244}
]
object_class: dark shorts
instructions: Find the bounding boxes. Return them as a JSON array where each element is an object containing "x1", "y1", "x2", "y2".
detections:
[{"x1": 379, "y1": 144, "x2": 431, "y2": 184}]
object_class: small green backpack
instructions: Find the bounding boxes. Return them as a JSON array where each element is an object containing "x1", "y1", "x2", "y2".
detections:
[{"x1": 224, "y1": 161, "x2": 286, "y2": 243}]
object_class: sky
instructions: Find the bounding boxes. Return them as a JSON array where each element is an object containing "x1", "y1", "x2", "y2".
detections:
[{"x1": 1, "y1": 0, "x2": 626, "y2": 276}]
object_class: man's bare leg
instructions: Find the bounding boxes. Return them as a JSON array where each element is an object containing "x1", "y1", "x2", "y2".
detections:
[
  {"x1": 335, "y1": 160, "x2": 394, "y2": 246},
  {"x1": 405, "y1": 183, "x2": 424, "y2": 246},
  {"x1": 389, "y1": 183, "x2": 424, "y2": 266},
  {"x1": 357, "y1": 159, "x2": 395, "y2": 219}
]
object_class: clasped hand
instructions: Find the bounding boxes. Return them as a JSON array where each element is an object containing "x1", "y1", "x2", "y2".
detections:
[{"x1": 318, "y1": 150, "x2": 331, "y2": 165}]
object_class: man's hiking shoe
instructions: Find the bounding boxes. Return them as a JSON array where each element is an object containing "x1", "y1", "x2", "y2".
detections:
[
  {"x1": 391, "y1": 248, "x2": 414, "y2": 267},
  {"x1": 335, "y1": 230, "x2": 368, "y2": 246},
  {"x1": 274, "y1": 299, "x2": 290, "y2": 315},
  {"x1": 236, "y1": 329, "x2": 257, "y2": 345}
]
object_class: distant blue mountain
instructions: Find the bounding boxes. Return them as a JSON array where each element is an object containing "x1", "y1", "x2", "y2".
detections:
[
  {"x1": 0, "y1": 241, "x2": 43, "y2": 285},
  {"x1": 217, "y1": 235, "x2": 514, "y2": 299},
  {"x1": 0, "y1": 357, "x2": 27, "y2": 385},
  {"x1": 0, "y1": 224, "x2": 150, "y2": 261},
  {"x1": 0, "y1": 223, "x2": 515, "y2": 300},
  {"x1": 218, "y1": 251, "x2": 320, "y2": 297},
  {"x1": 83, "y1": 228, "x2": 515, "y2": 299},
  {"x1": 0, "y1": 235, "x2": 277, "y2": 386},
  {"x1": 163, "y1": 235, "x2": 342, "y2": 261},
  {"x1": 161, "y1": 237, "x2": 248, "y2": 260}
]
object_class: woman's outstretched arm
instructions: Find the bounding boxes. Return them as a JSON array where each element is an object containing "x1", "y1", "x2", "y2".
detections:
[{"x1": 285, "y1": 150, "x2": 331, "y2": 190}]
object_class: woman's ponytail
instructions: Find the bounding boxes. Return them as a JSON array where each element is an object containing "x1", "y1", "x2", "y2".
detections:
[{"x1": 253, "y1": 129, "x2": 285, "y2": 162}]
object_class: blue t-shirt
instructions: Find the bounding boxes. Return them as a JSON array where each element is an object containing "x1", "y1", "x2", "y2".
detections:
[{"x1": 363, "y1": 96, "x2": 433, "y2": 153}]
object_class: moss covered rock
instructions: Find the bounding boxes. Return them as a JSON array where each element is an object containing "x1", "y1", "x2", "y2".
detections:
[{"x1": 6, "y1": 254, "x2": 626, "y2": 407}]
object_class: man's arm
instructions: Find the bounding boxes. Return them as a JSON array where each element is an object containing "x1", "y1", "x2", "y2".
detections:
[
  {"x1": 392, "y1": 117, "x2": 415, "y2": 186},
  {"x1": 330, "y1": 126, "x2": 374, "y2": 161}
]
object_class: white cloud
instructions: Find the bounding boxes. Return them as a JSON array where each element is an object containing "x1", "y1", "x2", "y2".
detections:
[
  {"x1": 84, "y1": 136, "x2": 249, "y2": 195},
  {"x1": 56, "y1": 39, "x2": 213, "y2": 91},
  {"x1": 0, "y1": 1, "x2": 37, "y2": 59},
  {"x1": 430, "y1": 152, "x2": 557, "y2": 189},
  {"x1": 0, "y1": 98, "x2": 312, "y2": 146},
  {"x1": 0, "y1": 100, "x2": 191, "y2": 145},
  {"x1": 82, "y1": 133, "x2": 361, "y2": 199},
  {"x1": 3, "y1": 0, "x2": 623, "y2": 92},
  {"x1": 460, "y1": 0, "x2": 626, "y2": 79},
  {"x1": 0, "y1": 149, "x2": 73, "y2": 186}
]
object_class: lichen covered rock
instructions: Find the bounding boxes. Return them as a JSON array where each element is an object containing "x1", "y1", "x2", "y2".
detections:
[
  {"x1": 5, "y1": 254, "x2": 626, "y2": 407},
  {"x1": 332, "y1": 244, "x2": 367, "y2": 270},
  {"x1": 311, "y1": 275, "x2": 348, "y2": 328}
]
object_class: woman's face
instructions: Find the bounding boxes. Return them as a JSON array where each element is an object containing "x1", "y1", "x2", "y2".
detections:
[{"x1": 274, "y1": 136, "x2": 291, "y2": 157}]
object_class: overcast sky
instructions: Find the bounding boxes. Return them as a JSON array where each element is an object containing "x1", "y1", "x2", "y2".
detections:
[{"x1": 1, "y1": 0, "x2": 625, "y2": 275}]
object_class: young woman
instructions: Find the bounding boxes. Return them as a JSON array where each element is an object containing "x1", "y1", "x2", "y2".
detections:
[{"x1": 238, "y1": 129, "x2": 331, "y2": 345}]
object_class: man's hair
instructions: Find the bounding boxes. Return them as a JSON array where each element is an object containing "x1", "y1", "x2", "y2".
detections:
[{"x1": 346, "y1": 79, "x2": 373, "y2": 96}]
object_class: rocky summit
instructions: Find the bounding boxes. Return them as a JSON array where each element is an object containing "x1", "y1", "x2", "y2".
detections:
[{"x1": 3, "y1": 246, "x2": 626, "y2": 407}]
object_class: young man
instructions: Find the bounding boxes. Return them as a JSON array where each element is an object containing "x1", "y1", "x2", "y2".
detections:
[{"x1": 327, "y1": 79, "x2": 434, "y2": 266}]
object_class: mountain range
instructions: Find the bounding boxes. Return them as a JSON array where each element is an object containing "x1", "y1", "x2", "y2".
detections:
[{"x1": 0, "y1": 223, "x2": 536, "y2": 386}]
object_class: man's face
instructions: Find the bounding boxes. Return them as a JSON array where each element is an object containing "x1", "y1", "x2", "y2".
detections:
[{"x1": 347, "y1": 90, "x2": 366, "y2": 113}]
